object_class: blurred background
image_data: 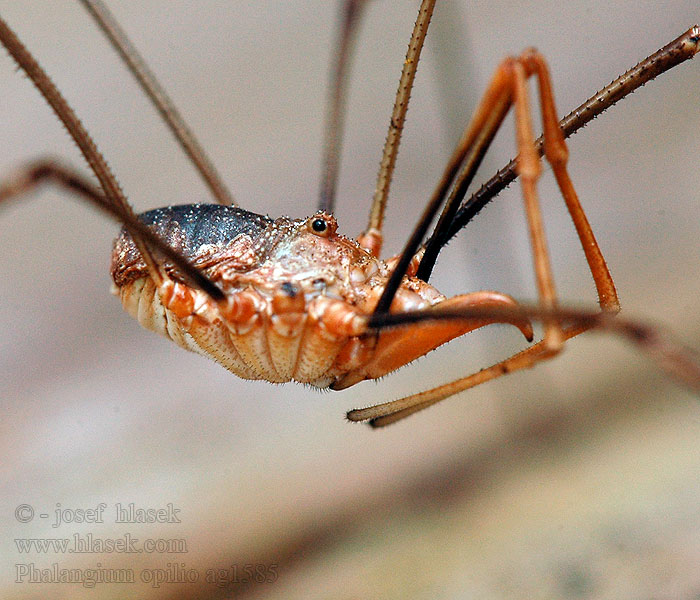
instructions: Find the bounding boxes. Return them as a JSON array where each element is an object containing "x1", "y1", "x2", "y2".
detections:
[{"x1": 1, "y1": 1, "x2": 698, "y2": 598}]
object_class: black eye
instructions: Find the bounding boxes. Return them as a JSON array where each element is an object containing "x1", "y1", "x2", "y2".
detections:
[{"x1": 311, "y1": 218, "x2": 327, "y2": 233}]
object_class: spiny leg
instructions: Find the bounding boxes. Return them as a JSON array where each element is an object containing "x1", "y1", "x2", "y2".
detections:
[
  {"x1": 352, "y1": 50, "x2": 626, "y2": 425},
  {"x1": 348, "y1": 304, "x2": 700, "y2": 427},
  {"x1": 370, "y1": 23, "x2": 516, "y2": 316},
  {"x1": 349, "y1": 29, "x2": 700, "y2": 426},
  {"x1": 441, "y1": 26, "x2": 700, "y2": 245},
  {"x1": 357, "y1": 0, "x2": 436, "y2": 257},
  {"x1": 372, "y1": 51, "x2": 572, "y2": 329},
  {"x1": 79, "y1": 0, "x2": 235, "y2": 207},
  {"x1": 0, "y1": 15, "x2": 159, "y2": 286},
  {"x1": 0, "y1": 13, "x2": 226, "y2": 302},
  {"x1": 414, "y1": 91, "x2": 509, "y2": 281},
  {"x1": 0, "y1": 160, "x2": 223, "y2": 300}
]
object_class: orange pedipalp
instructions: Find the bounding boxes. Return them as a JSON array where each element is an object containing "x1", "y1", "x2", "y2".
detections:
[{"x1": 332, "y1": 291, "x2": 534, "y2": 389}]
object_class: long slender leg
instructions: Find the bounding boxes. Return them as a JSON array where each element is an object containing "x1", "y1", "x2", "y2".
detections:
[
  {"x1": 350, "y1": 30, "x2": 700, "y2": 425},
  {"x1": 415, "y1": 103, "x2": 507, "y2": 281},
  {"x1": 79, "y1": 0, "x2": 235, "y2": 206},
  {"x1": 0, "y1": 160, "x2": 223, "y2": 300},
  {"x1": 370, "y1": 56, "x2": 515, "y2": 316},
  {"x1": 351, "y1": 50, "x2": 627, "y2": 426},
  {"x1": 510, "y1": 58, "x2": 564, "y2": 353},
  {"x1": 441, "y1": 26, "x2": 700, "y2": 247},
  {"x1": 523, "y1": 50, "x2": 619, "y2": 312},
  {"x1": 0, "y1": 15, "x2": 164, "y2": 290},
  {"x1": 348, "y1": 303, "x2": 700, "y2": 427},
  {"x1": 357, "y1": 0, "x2": 436, "y2": 257}
]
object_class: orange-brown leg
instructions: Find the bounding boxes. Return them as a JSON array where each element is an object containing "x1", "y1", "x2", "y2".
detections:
[
  {"x1": 348, "y1": 324, "x2": 584, "y2": 427},
  {"x1": 522, "y1": 50, "x2": 619, "y2": 313},
  {"x1": 511, "y1": 59, "x2": 564, "y2": 353},
  {"x1": 348, "y1": 300, "x2": 700, "y2": 426},
  {"x1": 348, "y1": 51, "x2": 620, "y2": 427}
]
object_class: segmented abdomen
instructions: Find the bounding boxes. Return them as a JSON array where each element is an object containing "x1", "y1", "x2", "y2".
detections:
[{"x1": 115, "y1": 276, "x2": 355, "y2": 388}]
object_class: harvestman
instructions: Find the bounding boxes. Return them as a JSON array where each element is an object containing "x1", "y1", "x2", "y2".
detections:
[{"x1": 0, "y1": 1, "x2": 699, "y2": 427}]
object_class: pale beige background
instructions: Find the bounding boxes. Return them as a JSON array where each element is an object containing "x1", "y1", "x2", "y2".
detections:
[{"x1": 1, "y1": 2, "x2": 699, "y2": 599}]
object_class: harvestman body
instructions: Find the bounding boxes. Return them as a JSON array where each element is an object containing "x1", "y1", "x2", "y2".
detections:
[{"x1": 1, "y1": 1, "x2": 699, "y2": 427}]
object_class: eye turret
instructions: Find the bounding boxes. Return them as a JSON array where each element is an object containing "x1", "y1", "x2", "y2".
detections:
[{"x1": 306, "y1": 212, "x2": 337, "y2": 238}]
